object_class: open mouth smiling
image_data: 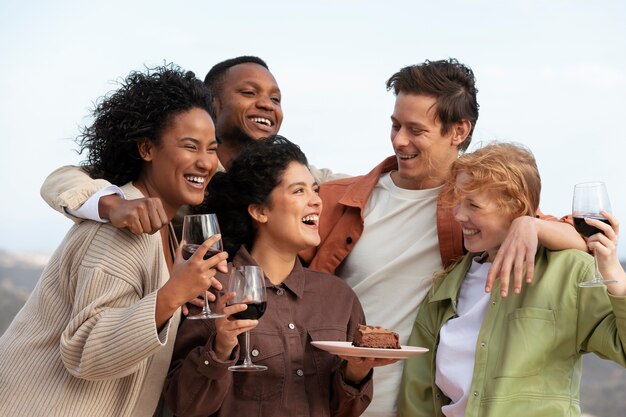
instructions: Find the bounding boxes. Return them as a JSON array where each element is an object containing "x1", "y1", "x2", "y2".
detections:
[
  {"x1": 249, "y1": 116, "x2": 273, "y2": 127},
  {"x1": 462, "y1": 228, "x2": 479, "y2": 236},
  {"x1": 301, "y1": 214, "x2": 319, "y2": 226},
  {"x1": 184, "y1": 175, "x2": 206, "y2": 186}
]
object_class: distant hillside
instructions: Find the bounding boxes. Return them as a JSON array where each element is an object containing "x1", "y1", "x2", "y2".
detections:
[{"x1": 0, "y1": 251, "x2": 625, "y2": 416}]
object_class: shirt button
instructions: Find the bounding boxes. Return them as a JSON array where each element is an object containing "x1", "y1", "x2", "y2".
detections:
[
  {"x1": 346, "y1": 237, "x2": 353, "y2": 244},
  {"x1": 474, "y1": 391, "x2": 479, "y2": 397},
  {"x1": 276, "y1": 288, "x2": 284, "y2": 296},
  {"x1": 296, "y1": 369, "x2": 304, "y2": 377},
  {"x1": 480, "y1": 342, "x2": 486, "y2": 348},
  {"x1": 251, "y1": 349, "x2": 259, "y2": 357},
  {"x1": 204, "y1": 360, "x2": 209, "y2": 365},
  {"x1": 492, "y1": 300, "x2": 497, "y2": 305},
  {"x1": 288, "y1": 323, "x2": 296, "y2": 330}
]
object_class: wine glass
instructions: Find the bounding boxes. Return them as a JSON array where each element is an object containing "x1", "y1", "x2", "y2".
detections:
[
  {"x1": 181, "y1": 214, "x2": 225, "y2": 319},
  {"x1": 227, "y1": 265, "x2": 268, "y2": 372},
  {"x1": 572, "y1": 182, "x2": 617, "y2": 287}
]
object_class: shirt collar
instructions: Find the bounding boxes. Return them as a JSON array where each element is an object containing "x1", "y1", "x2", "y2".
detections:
[{"x1": 232, "y1": 246, "x2": 306, "y2": 299}]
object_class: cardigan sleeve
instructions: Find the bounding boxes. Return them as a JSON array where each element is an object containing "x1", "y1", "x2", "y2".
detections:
[
  {"x1": 40, "y1": 165, "x2": 112, "y2": 221},
  {"x1": 58, "y1": 224, "x2": 173, "y2": 380}
]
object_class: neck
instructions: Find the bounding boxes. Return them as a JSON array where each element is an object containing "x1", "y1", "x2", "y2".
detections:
[
  {"x1": 249, "y1": 236, "x2": 298, "y2": 285},
  {"x1": 216, "y1": 139, "x2": 245, "y2": 171},
  {"x1": 133, "y1": 176, "x2": 177, "y2": 221},
  {"x1": 390, "y1": 170, "x2": 446, "y2": 190}
]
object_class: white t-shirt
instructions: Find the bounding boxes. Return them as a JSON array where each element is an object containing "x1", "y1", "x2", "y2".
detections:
[
  {"x1": 436, "y1": 255, "x2": 491, "y2": 417},
  {"x1": 336, "y1": 173, "x2": 442, "y2": 417}
]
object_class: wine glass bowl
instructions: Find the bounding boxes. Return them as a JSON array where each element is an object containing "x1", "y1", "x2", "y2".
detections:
[
  {"x1": 182, "y1": 214, "x2": 226, "y2": 319},
  {"x1": 572, "y1": 182, "x2": 617, "y2": 287},
  {"x1": 227, "y1": 265, "x2": 268, "y2": 372}
]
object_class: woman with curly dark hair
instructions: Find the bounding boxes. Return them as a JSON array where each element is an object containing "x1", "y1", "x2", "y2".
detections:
[
  {"x1": 0, "y1": 64, "x2": 227, "y2": 417},
  {"x1": 164, "y1": 136, "x2": 395, "y2": 417}
]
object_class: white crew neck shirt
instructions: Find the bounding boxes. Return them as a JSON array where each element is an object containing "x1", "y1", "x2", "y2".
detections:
[
  {"x1": 337, "y1": 172, "x2": 442, "y2": 417},
  {"x1": 436, "y1": 255, "x2": 491, "y2": 417}
]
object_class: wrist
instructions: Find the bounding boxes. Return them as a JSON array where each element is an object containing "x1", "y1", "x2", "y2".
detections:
[
  {"x1": 213, "y1": 337, "x2": 237, "y2": 361},
  {"x1": 98, "y1": 194, "x2": 123, "y2": 220},
  {"x1": 343, "y1": 361, "x2": 370, "y2": 384}
]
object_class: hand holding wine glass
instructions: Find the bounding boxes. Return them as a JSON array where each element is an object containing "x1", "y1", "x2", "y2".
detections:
[
  {"x1": 226, "y1": 265, "x2": 268, "y2": 372},
  {"x1": 181, "y1": 214, "x2": 226, "y2": 319},
  {"x1": 572, "y1": 182, "x2": 617, "y2": 287}
]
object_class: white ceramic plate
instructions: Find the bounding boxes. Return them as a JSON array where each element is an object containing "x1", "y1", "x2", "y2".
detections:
[{"x1": 311, "y1": 341, "x2": 428, "y2": 359}]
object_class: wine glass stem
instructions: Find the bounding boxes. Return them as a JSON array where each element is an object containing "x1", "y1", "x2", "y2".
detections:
[
  {"x1": 242, "y1": 331, "x2": 253, "y2": 367},
  {"x1": 593, "y1": 250, "x2": 603, "y2": 281},
  {"x1": 203, "y1": 289, "x2": 212, "y2": 314}
]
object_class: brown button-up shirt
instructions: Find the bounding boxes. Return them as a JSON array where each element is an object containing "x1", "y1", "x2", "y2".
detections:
[{"x1": 164, "y1": 247, "x2": 373, "y2": 417}]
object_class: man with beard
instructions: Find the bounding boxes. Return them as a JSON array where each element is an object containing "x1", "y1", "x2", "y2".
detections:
[{"x1": 40, "y1": 56, "x2": 340, "y2": 235}]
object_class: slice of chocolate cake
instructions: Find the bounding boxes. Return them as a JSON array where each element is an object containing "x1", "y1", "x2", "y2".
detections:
[{"x1": 352, "y1": 324, "x2": 401, "y2": 349}]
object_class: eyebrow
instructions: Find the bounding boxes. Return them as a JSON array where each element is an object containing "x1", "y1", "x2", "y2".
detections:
[
  {"x1": 181, "y1": 137, "x2": 218, "y2": 146},
  {"x1": 239, "y1": 80, "x2": 281, "y2": 94},
  {"x1": 390, "y1": 116, "x2": 428, "y2": 129},
  {"x1": 288, "y1": 181, "x2": 318, "y2": 188}
]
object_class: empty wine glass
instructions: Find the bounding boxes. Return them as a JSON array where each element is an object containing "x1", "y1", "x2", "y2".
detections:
[
  {"x1": 227, "y1": 265, "x2": 268, "y2": 372},
  {"x1": 572, "y1": 182, "x2": 617, "y2": 287},
  {"x1": 181, "y1": 214, "x2": 225, "y2": 319}
]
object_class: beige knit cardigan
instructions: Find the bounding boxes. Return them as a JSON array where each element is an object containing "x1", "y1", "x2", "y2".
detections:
[{"x1": 0, "y1": 183, "x2": 180, "y2": 417}]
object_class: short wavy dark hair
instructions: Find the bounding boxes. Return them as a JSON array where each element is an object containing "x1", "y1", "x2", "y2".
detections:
[
  {"x1": 77, "y1": 64, "x2": 212, "y2": 185},
  {"x1": 386, "y1": 58, "x2": 479, "y2": 152},
  {"x1": 194, "y1": 135, "x2": 308, "y2": 259}
]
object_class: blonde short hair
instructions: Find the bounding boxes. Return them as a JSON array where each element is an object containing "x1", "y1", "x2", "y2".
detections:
[{"x1": 441, "y1": 142, "x2": 541, "y2": 218}]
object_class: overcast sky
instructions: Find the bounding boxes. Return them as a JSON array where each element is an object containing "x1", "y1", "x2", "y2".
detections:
[{"x1": 1, "y1": 0, "x2": 625, "y2": 259}]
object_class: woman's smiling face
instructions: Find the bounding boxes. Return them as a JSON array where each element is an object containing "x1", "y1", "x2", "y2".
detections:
[
  {"x1": 453, "y1": 172, "x2": 514, "y2": 261},
  {"x1": 254, "y1": 161, "x2": 322, "y2": 254},
  {"x1": 138, "y1": 107, "x2": 218, "y2": 218}
]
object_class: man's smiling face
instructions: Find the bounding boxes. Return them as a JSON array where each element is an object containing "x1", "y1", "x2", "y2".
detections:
[{"x1": 213, "y1": 62, "x2": 283, "y2": 144}]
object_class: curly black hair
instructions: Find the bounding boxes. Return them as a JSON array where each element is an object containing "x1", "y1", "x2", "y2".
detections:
[
  {"x1": 386, "y1": 58, "x2": 479, "y2": 152},
  {"x1": 77, "y1": 63, "x2": 212, "y2": 185},
  {"x1": 193, "y1": 135, "x2": 308, "y2": 259}
]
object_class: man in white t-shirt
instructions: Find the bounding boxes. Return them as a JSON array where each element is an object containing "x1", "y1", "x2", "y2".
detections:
[{"x1": 301, "y1": 58, "x2": 584, "y2": 417}]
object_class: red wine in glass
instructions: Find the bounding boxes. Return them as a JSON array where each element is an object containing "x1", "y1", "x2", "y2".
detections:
[
  {"x1": 573, "y1": 216, "x2": 610, "y2": 238},
  {"x1": 227, "y1": 265, "x2": 267, "y2": 372},
  {"x1": 231, "y1": 301, "x2": 267, "y2": 320},
  {"x1": 182, "y1": 214, "x2": 225, "y2": 319},
  {"x1": 572, "y1": 182, "x2": 616, "y2": 287},
  {"x1": 182, "y1": 244, "x2": 222, "y2": 260}
]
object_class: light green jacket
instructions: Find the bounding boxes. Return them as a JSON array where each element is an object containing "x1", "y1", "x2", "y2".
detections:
[{"x1": 398, "y1": 246, "x2": 626, "y2": 417}]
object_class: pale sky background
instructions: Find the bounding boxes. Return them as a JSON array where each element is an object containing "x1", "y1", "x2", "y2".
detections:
[{"x1": 1, "y1": 0, "x2": 625, "y2": 260}]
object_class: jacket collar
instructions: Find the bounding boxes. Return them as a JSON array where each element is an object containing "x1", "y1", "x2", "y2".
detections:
[
  {"x1": 429, "y1": 253, "x2": 477, "y2": 304},
  {"x1": 338, "y1": 156, "x2": 398, "y2": 213}
]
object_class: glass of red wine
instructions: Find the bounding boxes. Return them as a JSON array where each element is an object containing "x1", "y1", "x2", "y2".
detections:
[
  {"x1": 572, "y1": 182, "x2": 617, "y2": 287},
  {"x1": 181, "y1": 214, "x2": 225, "y2": 319},
  {"x1": 227, "y1": 265, "x2": 268, "y2": 372}
]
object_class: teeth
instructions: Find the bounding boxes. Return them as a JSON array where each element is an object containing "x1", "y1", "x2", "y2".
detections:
[
  {"x1": 301, "y1": 215, "x2": 319, "y2": 225},
  {"x1": 250, "y1": 117, "x2": 272, "y2": 126},
  {"x1": 398, "y1": 153, "x2": 418, "y2": 159},
  {"x1": 462, "y1": 228, "x2": 479, "y2": 236},
  {"x1": 185, "y1": 175, "x2": 205, "y2": 184}
]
